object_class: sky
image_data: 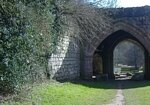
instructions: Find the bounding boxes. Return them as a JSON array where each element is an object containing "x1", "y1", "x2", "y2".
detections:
[{"x1": 118, "y1": 0, "x2": 150, "y2": 7}]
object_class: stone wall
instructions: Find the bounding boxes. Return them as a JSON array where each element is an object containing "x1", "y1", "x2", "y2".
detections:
[
  {"x1": 114, "y1": 6, "x2": 150, "y2": 35},
  {"x1": 82, "y1": 6, "x2": 150, "y2": 79},
  {"x1": 48, "y1": 26, "x2": 80, "y2": 80},
  {"x1": 48, "y1": 6, "x2": 150, "y2": 80}
]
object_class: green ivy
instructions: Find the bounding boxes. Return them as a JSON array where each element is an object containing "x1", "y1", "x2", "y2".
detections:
[{"x1": 0, "y1": 0, "x2": 63, "y2": 93}]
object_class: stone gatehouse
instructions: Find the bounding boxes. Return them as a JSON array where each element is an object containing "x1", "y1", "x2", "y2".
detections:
[{"x1": 48, "y1": 6, "x2": 150, "y2": 80}]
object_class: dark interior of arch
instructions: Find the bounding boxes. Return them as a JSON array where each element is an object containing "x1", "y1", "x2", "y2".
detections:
[{"x1": 93, "y1": 30, "x2": 150, "y2": 79}]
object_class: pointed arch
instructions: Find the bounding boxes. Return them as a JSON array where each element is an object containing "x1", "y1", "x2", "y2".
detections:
[
  {"x1": 85, "y1": 21, "x2": 150, "y2": 55},
  {"x1": 82, "y1": 21, "x2": 150, "y2": 79}
]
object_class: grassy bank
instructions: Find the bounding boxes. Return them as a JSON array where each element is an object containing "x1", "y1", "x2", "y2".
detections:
[
  {"x1": 123, "y1": 81, "x2": 150, "y2": 105},
  {"x1": 1, "y1": 80, "x2": 117, "y2": 105}
]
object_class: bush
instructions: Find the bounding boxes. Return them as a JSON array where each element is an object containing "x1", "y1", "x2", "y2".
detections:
[{"x1": 0, "y1": 0, "x2": 62, "y2": 93}]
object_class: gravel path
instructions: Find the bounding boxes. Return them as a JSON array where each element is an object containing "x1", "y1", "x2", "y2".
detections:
[{"x1": 106, "y1": 81, "x2": 125, "y2": 105}]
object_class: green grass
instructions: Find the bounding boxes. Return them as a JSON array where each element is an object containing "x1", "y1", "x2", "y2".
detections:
[
  {"x1": 1, "y1": 80, "x2": 117, "y2": 105},
  {"x1": 121, "y1": 67, "x2": 137, "y2": 74},
  {"x1": 123, "y1": 81, "x2": 150, "y2": 105}
]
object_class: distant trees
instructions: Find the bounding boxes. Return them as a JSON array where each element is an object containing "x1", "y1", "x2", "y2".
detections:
[{"x1": 114, "y1": 40, "x2": 144, "y2": 69}]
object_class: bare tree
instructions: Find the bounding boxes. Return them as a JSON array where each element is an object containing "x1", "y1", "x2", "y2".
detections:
[{"x1": 56, "y1": 0, "x2": 117, "y2": 46}]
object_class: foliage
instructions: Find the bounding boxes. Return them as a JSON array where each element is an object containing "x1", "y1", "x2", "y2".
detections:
[
  {"x1": 0, "y1": 0, "x2": 117, "y2": 94},
  {"x1": 0, "y1": 0, "x2": 63, "y2": 93},
  {"x1": 114, "y1": 40, "x2": 144, "y2": 68},
  {"x1": 1, "y1": 81, "x2": 117, "y2": 105}
]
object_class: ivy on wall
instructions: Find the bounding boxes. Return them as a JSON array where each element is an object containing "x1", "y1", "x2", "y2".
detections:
[
  {"x1": 0, "y1": 0, "x2": 64, "y2": 93},
  {"x1": 0, "y1": 0, "x2": 115, "y2": 94}
]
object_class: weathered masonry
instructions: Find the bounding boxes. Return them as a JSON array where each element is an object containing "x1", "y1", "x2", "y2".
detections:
[{"x1": 49, "y1": 6, "x2": 150, "y2": 80}]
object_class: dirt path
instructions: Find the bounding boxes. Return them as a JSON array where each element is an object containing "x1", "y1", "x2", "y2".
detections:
[{"x1": 106, "y1": 81, "x2": 125, "y2": 105}]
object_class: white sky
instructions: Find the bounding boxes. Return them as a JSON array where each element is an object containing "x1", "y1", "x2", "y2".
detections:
[{"x1": 118, "y1": 0, "x2": 150, "y2": 7}]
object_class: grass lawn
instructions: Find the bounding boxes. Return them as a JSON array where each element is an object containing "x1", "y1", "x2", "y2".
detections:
[
  {"x1": 123, "y1": 81, "x2": 150, "y2": 105},
  {"x1": 1, "y1": 80, "x2": 117, "y2": 105}
]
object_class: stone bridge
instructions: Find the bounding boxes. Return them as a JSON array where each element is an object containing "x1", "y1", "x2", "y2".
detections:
[{"x1": 49, "y1": 6, "x2": 150, "y2": 80}]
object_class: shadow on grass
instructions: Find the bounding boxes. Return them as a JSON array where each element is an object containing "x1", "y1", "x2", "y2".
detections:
[
  {"x1": 58, "y1": 79, "x2": 150, "y2": 90},
  {"x1": 119, "y1": 80, "x2": 150, "y2": 89}
]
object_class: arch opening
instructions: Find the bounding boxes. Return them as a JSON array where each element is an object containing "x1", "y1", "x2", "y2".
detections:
[
  {"x1": 113, "y1": 40, "x2": 145, "y2": 79},
  {"x1": 92, "y1": 30, "x2": 149, "y2": 80}
]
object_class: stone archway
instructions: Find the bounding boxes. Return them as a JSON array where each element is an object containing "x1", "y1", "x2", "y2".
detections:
[
  {"x1": 95, "y1": 30, "x2": 149, "y2": 79},
  {"x1": 82, "y1": 22, "x2": 150, "y2": 80}
]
